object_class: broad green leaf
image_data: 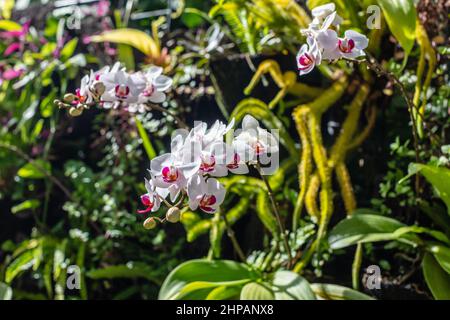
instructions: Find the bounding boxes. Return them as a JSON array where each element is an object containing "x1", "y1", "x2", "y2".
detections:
[
  {"x1": 87, "y1": 262, "x2": 160, "y2": 284},
  {"x1": 328, "y1": 213, "x2": 419, "y2": 249},
  {"x1": 271, "y1": 270, "x2": 316, "y2": 300},
  {"x1": 427, "y1": 245, "x2": 450, "y2": 274},
  {"x1": 0, "y1": 20, "x2": 21, "y2": 31},
  {"x1": 311, "y1": 283, "x2": 375, "y2": 300},
  {"x1": 206, "y1": 286, "x2": 241, "y2": 300},
  {"x1": 407, "y1": 164, "x2": 450, "y2": 214},
  {"x1": 59, "y1": 38, "x2": 78, "y2": 61},
  {"x1": 178, "y1": 279, "x2": 250, "y2": 299},
  {"x1": 241, "y1": 282, "x2": 274, "y2": 300},
  {"x1": 90, "y1": 29, "x2": 159, "y2": 57},
  {"x1": 376, "y1": 0, "x2": 416, "y2": 56},
  {"x1": 0, "y1": 282, "x2": 12, "y2": 300},
  {"x1": 158, "y1": 259, "x2": 258, "y2": 300},
  {"x1": 11, "y1": 199, "x2": 40, "y2": 214},
  {"x1": 17, "y1": 159, "x2": 51, "y2": 179},
  {"x1": 394, "y1": 226, "x2": 450, "y2": 246},
  {"x1": 422, "y1": 252, "x2": 450, "y2": 300}
]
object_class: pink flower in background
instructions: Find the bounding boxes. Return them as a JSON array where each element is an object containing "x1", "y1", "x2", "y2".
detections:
[
  {"x1": 4, "y1": 43, "x2": 20, "y2": 56},
  {"x1": 1, "y1": 68, "x2": 24, "y2": 80},
  {"x1": 96, "y1": 0, "x2": 110, "y2": 17}
]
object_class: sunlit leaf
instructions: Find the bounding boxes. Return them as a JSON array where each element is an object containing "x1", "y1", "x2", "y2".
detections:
[
  {"x1": 89, "y1": 29, "x2": 159, "y2": 58},
  {"x1": 311, "y1": 283, "x2": 375, "y2": 300},
  {"x1": 376, "y1": 0, "x2": 417, "y2": 56},
  {"x1": 271, "y1": 270, "x2": 316, "y2": 300},
  {"x1": 241, "y1": 282, "x2": 274, "y2": 300},
  {"x1": 17, "y1": 159, "x2": 51, "y2": 179},
  {"x1": 11, "y1": 199, "x2": 40, "y2": 214}
]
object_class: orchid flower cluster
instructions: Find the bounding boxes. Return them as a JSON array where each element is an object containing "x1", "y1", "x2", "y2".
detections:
[
  {"x1": 55, "y1": 62, "x2": 173, "y2": 116},
  {"x1": 296, "y1": 3, "x2": 369, "y2": 75},
  {"x1": 138, "y1": 115, "x2": 279, "y2": 229}
]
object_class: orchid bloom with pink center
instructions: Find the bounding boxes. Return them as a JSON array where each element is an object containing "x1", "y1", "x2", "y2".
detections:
[
  {"x1": 128, "y1": 66, "x2": 173, "y2": 113},
  {"x1": 187, "y1": 175, "x2": 226, "y2": 213},
  {"x1": 150, "y1": 134, "x2": 201, "y2": 202},
  {"x1": 100, "y1": 68, "x2": 146, "y2": 109},
  {"x1": 137, "y1": 178, "x2": 167, "y2": 214},
  {"x1": 296, "y1": 37, "x2": 321, "y2": 76},
  {"x1": 318, "y1": 29, "x2": 368, "y2": 60},
  {"x1": 297, "y1": 3, "x2": 369, "y2": 75},
  {"x1": 234, "y1": 115, "x2": 278, "y2": 164}
]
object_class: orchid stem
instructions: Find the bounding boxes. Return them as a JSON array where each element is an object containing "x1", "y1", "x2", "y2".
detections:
[
  {"x1": 221, "y1": 210, "x2": 247, "y2": 263},
  {"x1": 255, "y1": 163, "x2": 293, "y2": 268}
]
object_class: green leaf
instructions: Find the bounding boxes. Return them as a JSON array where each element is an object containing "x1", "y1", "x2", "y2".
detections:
[
  {"x1": 0, "y1": 20, "x2": 21, "y2": 31},
  {"x1": 422, "y1": 252, "x2": 450, "y2": 300},
  {"x1": 328, "y1": 213, "x2": 419, "y2": 249},
  {"x1": 394, "y1": 226, "x2": 450, "y2": 246},
  {"x1": 0, "y1": 282, "x2": 12, "y2": 300},
  {"x1": 407, "y1": 164, "x2": 450, "y2": 214},
  {"x1": 427, "y1": 245, "x2": 450, "y2": 274},
  {"x1": 17, "y1": 159, "x2": 51, "y2": 179},
  {"x1": 376, "y1": 0, "x2": 417, "y2": 56},
  {"x1": 241, "y1": 282, "x2": 274, "y2": 300},
  {"x1": 311, "y1": 283, "x2": 375, "y2": 300},
  {"x1": 158, "y1": 259, "x2": 258, "y2": 300},
  {"x1": 87, "y1": 262, "x2": 160, "y2": 284},
  {"x1": 271, "y1": 270, "x2": 316, "y2": 300},
  {"x1": 90, "y1": 29, "x2": 159, "y2": 57},
  {"x1": 5, "y1": 250, "x2": 36, "y2": 284},
  {"x1": 59, "y1": 38, "x2": 78, "y2": 61},
  {"x1": 206, "y1": 286, "x2": 241, "y2": 300},
  {"x1": 179, "y1": 279, "x2": 250, "y2": 299},
  {"x1": 11, "y1": 199, "x2": 40, "y2": 214}
]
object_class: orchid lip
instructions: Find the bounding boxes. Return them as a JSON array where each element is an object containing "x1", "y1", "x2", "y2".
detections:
[
  {"x1": 162, "y1": 166, "x2": 179, "y2": 183},
  {"x1": 199, "y1": 194, "x2": 217, "y2": 212},
  {"x1": 115, "y1": 84, "x2": 130, "y2": 99},
  {"x1": 338, "y1": 38, "x2": 355, "y2": 53},
  {"x1": 226, "y1": 153, "x2": 240, "y2": 169},
  {"x1": 200, "y1": 155, "x2": 216, "y2": 173}
]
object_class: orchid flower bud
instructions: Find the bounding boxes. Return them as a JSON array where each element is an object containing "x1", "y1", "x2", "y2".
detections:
[
  {"x1": 166, "y1": 207, "x2": 181, "y2": 223},
  {"x1": 143, "y1": 217, "x2": 157, "y2": 229}
]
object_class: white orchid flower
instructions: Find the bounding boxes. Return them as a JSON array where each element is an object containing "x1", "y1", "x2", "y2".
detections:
[
  {"x1": 310, "y1": 3, "x2": 343, "y2": 29},
  {"x1": 150, "y1": 134, "x2": 200, "y2": 202},
  {"x1": 318, "y1": 29, "x2": 368, "y2": 60},
  {"x1": 296, "y1": 37, "x2": 322, "y2": 75},
  {"x1": 235, "y1": 115, "x2": 279, "y2": 163},
  {"x1": 137, "y1": 178, "x2": 167, "y2": 214},
  {"x1": 100, "y1": 69, "x2": 146, "y2": 109},
  {"x1": 225, "y1": 139, "x2": 250, "y2": 174},
  {"x1": 187, "y1": 175, "x2": 226, "y2": 213},
  {"x1": 139, "y1": 66, "x2": 173, "y2": 104}
]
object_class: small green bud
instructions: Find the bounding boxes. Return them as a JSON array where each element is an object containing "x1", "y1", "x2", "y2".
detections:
[
  {"x1": 69, "y1": 106, "x2": 83, "y2": 117},
  {"x1": 143, "y1": 217, "x2": 157, "y2": 229},
  {"x1": 63, "y1": 93, "x2": 76, "y2": 103}
]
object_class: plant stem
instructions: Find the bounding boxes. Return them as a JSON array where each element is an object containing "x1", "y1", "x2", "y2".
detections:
[
  {"x1": 255, "y1": 163, "x2": 293, "y2": 268},
  {"x1": 221, "y1": 210, "x2": 247, "y2": 263}
]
